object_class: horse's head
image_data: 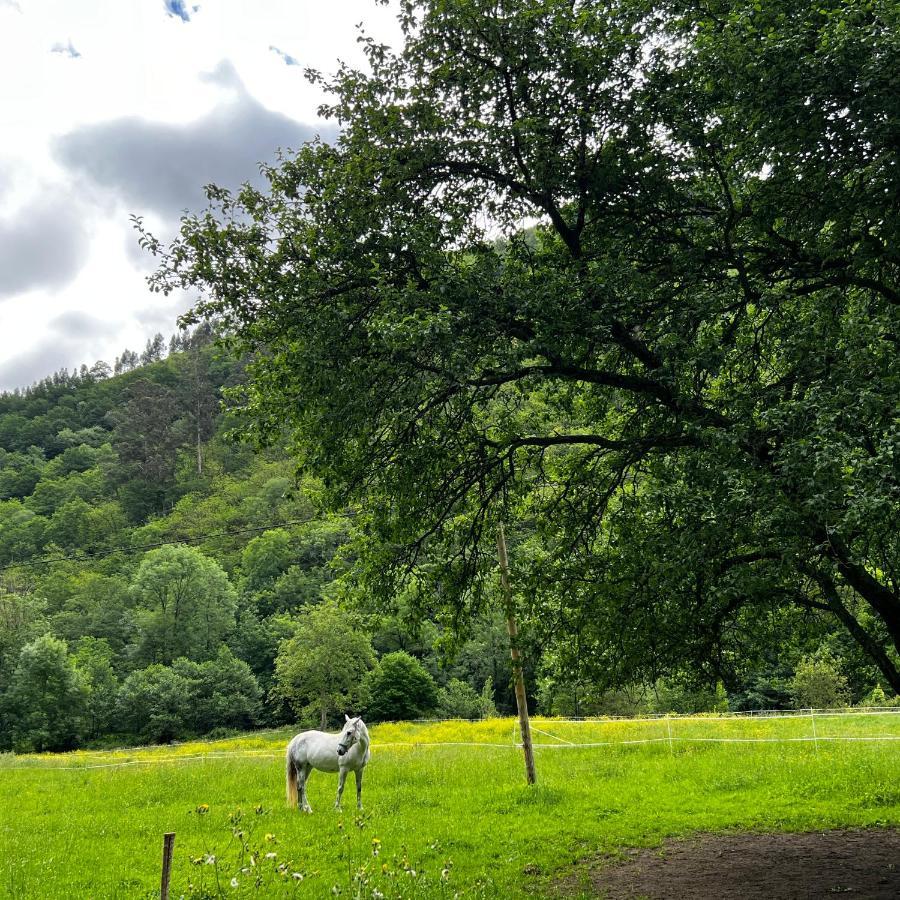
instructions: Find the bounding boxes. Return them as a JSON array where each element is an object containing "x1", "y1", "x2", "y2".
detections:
[{"x1": 337, "y1": 715, "x2": 361, "y2": 756}]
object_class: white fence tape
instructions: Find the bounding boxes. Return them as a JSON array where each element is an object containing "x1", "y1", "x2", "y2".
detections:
[{"x1": 4, "y1": 709, "x2": 898, "y2": 771}]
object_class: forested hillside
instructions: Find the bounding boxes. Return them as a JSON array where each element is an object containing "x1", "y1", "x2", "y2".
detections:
[
  {"x1": 0, "y1": 320, "x2": 895, "y2": 754},
  {"x1": 0, "y1": 330, "x2": 511, "y2": 752}
]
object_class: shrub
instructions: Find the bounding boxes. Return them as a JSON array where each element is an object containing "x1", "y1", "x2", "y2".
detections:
[
  {"x1": 790, "y1": 653, "x2": 851, "y2": 709},
  {"x1": 192, "y1": 646, "x2": 263, "y2": 733},
  {"x1": 437, "y1": 679, "x2": 482, "y2": 719},
  {"x1": 479, "y1": 676, "x2": 498, "y2": 718},
  {"x1": 858, "y1": 684, "x2": 900, "y2": 707},
  {"x1": 116, "y1": 664, "x2": 194, "y2": 743},
  {"x1": 363, "y1": 651, "x2": 437, "y2": 722}
]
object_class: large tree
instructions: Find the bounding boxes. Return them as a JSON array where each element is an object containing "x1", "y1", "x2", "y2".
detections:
[
  {"x1": 144, "y1": 0, "x2": 900, "y2": 690},
  {"x1": 130, "y1": 545, "x2": 237, "y2": 664},
  {"x1": 3, "y1": 634, "x2": 87, "y2": 752},
  {"x1": 272, "y1": 603, "x2": 376, "y2": 728}
]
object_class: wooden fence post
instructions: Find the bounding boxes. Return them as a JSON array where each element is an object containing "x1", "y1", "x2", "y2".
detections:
[
  {"x1": 497, "y1": 522, "x2": 536, "y2": 785},
  {"x1": 161, "y1": 832, "x2": 176, "y2": 900}
]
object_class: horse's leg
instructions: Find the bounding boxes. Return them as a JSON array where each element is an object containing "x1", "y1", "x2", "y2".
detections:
[
  {"x1": 335, "y1": 768, "x2": 348, "y2": 810},
  {"x1": 299, "y1": 765, "x2": 313, "y2": 813},
  {"x1": 354, "y1": 768, "x2": 364, "y2": 810}
]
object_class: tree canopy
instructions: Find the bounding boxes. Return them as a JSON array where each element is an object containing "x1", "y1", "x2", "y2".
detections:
[
  {"x1": 272, "y1": 603, "x2": 376, "y2": 728},
  {"x1": 144, "y1": 0, "x2": 900, "y2": 692}
]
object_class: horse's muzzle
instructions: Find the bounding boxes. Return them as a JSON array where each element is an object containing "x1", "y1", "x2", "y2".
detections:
[{"x1": 337, "y1": 747, "x2": 347, "y2": 756}]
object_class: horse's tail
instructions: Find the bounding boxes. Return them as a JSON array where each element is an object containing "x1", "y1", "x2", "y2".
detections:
[{"x1": 286, "y1": 747, "x2": 298, "y2": 808}]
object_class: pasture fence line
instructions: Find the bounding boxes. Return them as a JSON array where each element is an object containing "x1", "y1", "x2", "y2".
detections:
[
  {"x1": 524, "y1": 735, "x2": 900, "y2": 748},
  {"x1": 530, "y1": 727, "x2": 575, "y2": 745},
  {"x1": 3, "y1": 708, "x2": 898, "y2": 772},
  {"x1": 405, "y1": 705, "x2": 900, "y2": 725},
  {"x1": 5, "y1": 732, "x2": 900, "y2": 772},
  {"x1": 512, "y1": 708, "x2": 900, "y2": 753}
]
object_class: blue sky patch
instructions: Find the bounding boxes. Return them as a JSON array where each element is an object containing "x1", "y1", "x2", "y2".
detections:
[
  {"x1": 164, "y1": 1, "x2": 194, "y2": 22},
  {"x1": 270, "y1": 45, "x2": 300, "y2": 67}
]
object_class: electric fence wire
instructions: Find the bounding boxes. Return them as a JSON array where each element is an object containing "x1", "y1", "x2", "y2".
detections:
[
  {"x1": 5, "y1": 709, "x2": 899, "y2": 771},
  {"x1": 0, "y1": 517, "x2": 319, "y2": 574}
]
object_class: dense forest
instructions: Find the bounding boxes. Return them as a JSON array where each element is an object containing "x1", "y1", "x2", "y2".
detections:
[
  {"x1": 0, "y1": 322, "x2": 895, "y2": 753},
  {"x1": 0, "y1": 331, "x2": 510, "y2": 752}
]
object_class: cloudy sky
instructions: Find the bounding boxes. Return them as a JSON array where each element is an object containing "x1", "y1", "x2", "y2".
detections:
[{"x1": 0, "y1": 0, "x2": 399, "y2": 391}]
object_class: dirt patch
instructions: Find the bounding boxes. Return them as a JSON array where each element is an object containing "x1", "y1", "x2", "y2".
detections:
[{"x1": 564, "y1": 829, "x2": 900, "y2": 899}]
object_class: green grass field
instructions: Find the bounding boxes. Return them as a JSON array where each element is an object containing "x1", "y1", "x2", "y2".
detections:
[{"x1": 1, "y1": 713, "x2": 899, "y2": 898}]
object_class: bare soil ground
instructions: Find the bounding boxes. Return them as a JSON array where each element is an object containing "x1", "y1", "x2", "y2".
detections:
[{"x1": 563, "y1": 829, "x2": 900, "y2": 899}]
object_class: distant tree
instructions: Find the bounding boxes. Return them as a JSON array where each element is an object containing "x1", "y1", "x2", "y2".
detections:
[
  {"x1": 791, "y1": 652, "x2": 851, "y2": 710},
  {"x1": 44, "y1": 497, "x2": 93, "y2": 549},
  {"x1": 188, "y1": 645, "x2": 263, "y2": 733},
  {"x1": 436, "y1": 678, "x2": 482, "y2": 719},
  {"x1": 241, "y1": 529, "x2": 295, "y2": 596},
  {"x1": 363, "y1": 651, "x2": 438, "y2": 723},
  {"x1": 272, "y1": 603, "x2": 375, "y2": 728},
  {"x1": 108, "y1": 379, "x2": 181, "y2": 486},
  {"x1": 72, "y1": 637, "x2": 119, "y2": 739},
  {"x1": 140, "y1": 332, "x2": 166, "y2": 366},
  {"x1": 726, "y1": 668, "x2": 793, "y2": 712},
  {"x1": 53, "y1": 427, "x2": 109, "y2": 453},
  {"x1": 441, "y1": 611, "x2": 515, "y2": 711},
  {"x1": 435, "y1": 675, "x2": 497, "y2": 719},
  {"x1": 0, "y1": 586, "x2": 48, "y2": 689},
  {"x1": 47, "y1": 443, "x2": 104, "y2": 476},
  {"x1": 3, "y1": 634, "x2": 86, "y2": 752},
  {"x1": 227, "y1": 606, "x2": 296, "y2": 707},
  {"x1": 113, "y1": 349, "x2": 139, "y2": 375},
  {"x1": 479, "y1": 676, "x2": 498, "y2": 718},
  {"x1": 172, "y1": 346, "x2": 219, "y2": 476},
  {"x1": 0, "y1": 450, "x2": 44, "y2": 499},
  {"x1": 89, "y1": 360, "x2": 112, "y2": 380},
  {"x1": 130, "y1": 545, "x2": 237, "y2": 664},
  {"x1": 0, "y1": 502, "x2": 46, "y2": 564},
  {"x1": 116, "y1": 664, "x2": 193, "y2": 743},
  {"x1": 187, "y1": 320, "x2": 215, "y2": 349},
  {"x1": 49, "y1": 572, "x2": 133, "y2": 654}
]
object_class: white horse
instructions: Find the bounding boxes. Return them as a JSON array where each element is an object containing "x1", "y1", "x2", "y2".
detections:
[{"x1": 285, "y1": 715, "x2": 370, "y2": 812}]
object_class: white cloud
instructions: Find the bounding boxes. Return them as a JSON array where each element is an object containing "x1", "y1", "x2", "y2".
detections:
[
  {"x1": 0, "y1": 0, "x2": 401, "y2": 393},
  {"x1": 55, "y1": 65, "x2": 333, "y2": 223},
  {"x1": 0, "y1": 194, "x2": 90, "y2": 298},
  {"x1": 50, "y1": 39, "x2": 81, "y2": 59}
]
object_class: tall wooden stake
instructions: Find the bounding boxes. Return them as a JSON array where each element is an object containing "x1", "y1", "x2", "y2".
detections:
[
  {"x1": 497, "y1": 522, "x2": 536, "y2": 785},
  {"x1": 161, "y1": 832, "x2": 176, "y2": 900}
]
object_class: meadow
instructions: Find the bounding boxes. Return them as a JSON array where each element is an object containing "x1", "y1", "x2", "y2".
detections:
[{"x1": 1, "y1": 712, "x2": 898, "y2": 898}]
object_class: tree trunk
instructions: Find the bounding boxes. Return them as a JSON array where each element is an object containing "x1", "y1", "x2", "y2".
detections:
[
  {"x1": 804, "y1": 565, "x2": 900, "y2": 696},
  {"x1": 497, "y1": 522, "x2": 536, "y2": 785}
]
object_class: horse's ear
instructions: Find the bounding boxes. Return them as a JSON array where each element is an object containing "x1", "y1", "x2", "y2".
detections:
[{"x1": 345, "y1": 713, "x2": 350, "y2": 722}]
